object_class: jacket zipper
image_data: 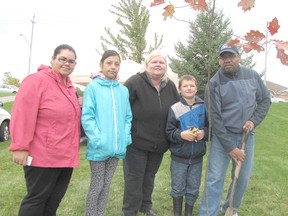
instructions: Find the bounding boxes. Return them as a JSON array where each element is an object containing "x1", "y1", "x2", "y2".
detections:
[{"x1": 111, "y1": 83, "x2": 118, "y2": 154}]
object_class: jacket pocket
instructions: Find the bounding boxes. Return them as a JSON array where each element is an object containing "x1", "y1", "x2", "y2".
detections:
[{"x1": 192, "y1": 140, "x2": 206, "y2": 158}]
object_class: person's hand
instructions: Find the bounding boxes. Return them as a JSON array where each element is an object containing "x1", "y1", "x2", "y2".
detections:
[
  {"x1": 196, "y1": 130, "x2": 205, "y2": 141},
  {"x1": 78, "y1": 96, "x2": 83, "y2": 107},
  {"x1": 180, "y1": 130, "x2": 197, "y2": 142},
  {"x1": 243, "y1": 120, "x2": 254, "y2": 132},
  {"x1": 229, "y1": 148, "x2": 246, "y2": 165},
  {"x1": 12, "y1": 150, "x2": 29, "y2": 166}
]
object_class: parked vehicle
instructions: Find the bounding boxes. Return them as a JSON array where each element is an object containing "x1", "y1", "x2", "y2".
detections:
[
  {"x1": 0, "y1": 84, "x2": 18, "y2": 94},
  {"x1": 270, "y1": 93, "x2": 286, "y2": 103},
  {"x1": 0, "y1": 101, "x2": 11, "y2": 141}
]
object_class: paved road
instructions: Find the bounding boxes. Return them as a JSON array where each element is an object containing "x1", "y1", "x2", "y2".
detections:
[{"x1": 0, "y1": 96, "x2": 16, "y2": 103}]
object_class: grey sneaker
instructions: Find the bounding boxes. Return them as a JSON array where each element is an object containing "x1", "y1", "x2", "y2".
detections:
[
  {"x1": 139, "y1": 209, "x2": 157, "y2": 216},
  {"x1": 221, "y1": 206, "x2": 238, "y2": 216}
]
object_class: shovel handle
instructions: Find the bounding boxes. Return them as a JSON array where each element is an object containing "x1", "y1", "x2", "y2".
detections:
[{"x1": 225, "y1": 129, "x2": 250, "y2": 216}]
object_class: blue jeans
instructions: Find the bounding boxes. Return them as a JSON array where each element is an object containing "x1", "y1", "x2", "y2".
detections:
[
  {"x1": 199, "y1": 131, "x2": 254, "y2": 216},
  {"x1": 170, "y1": 159, "x2": 203, "y2": 206}
]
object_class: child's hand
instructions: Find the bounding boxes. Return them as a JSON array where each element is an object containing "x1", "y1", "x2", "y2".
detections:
[
  {"x1": 196, "y1": 130, "x2": 205, "y2": 141},
  {"x1": 180, "y1": 130, "x2": 198, "y2": 142}
]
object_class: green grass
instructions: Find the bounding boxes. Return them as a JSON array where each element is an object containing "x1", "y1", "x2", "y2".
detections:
[
  {"x1": 0, "y1": 103, "x2": 287, "y2": 216},
  {"x1": 0, "y1": 93, "x2": 16, "y2": 97}
]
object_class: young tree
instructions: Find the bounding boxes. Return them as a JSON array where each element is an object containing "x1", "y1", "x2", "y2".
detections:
[
  {"x1": 99, "y1": 0, "x2": 163, "y2": 63},
  {"x1": 2, "y1": 72, "x2": 20, "y2": 87},
  {"x1": 169, "y1": 3, "x2": 254, "y2": 97}
]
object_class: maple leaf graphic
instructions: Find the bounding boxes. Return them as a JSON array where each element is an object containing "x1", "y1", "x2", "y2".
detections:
[
  {"x1": 150, "y1": 0, "x2": 165, "y2": 7},
  {"x1": 238, "y1": 0, "x2": 255, "y2": 12},
  {"x1": 276, "y1": 49, "x2": 288, "y2": 66},
  {"x1": 162, "y1": 4, "x2": 175, "y2": 20},
  {"x1": 268, "y1": 17, "x2": 280, "y2": 36},
  {"x1": 185, "y1": 0, "x2": 206, "y2": 11},
  {"x1": 244, "y1": 30, "x2": 265, "y2": 43},
  {"x1": 243, "y1": 42, "x2": 264, "y2": 53}
]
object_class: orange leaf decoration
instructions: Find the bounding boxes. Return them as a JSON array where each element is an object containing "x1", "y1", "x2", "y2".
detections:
[
  {"x1": 162, "y1": 4, "x2": 175, "y2": 20},
  {"x1": 185, "y1": 0, "x2": 207, "y2": 11},
  {"x1": 244, "y1": 30, "x2": 265, "y2": 43},
  {"x1": 268, "y1": 18, "x2": 280, "y2": 36},
  {"x1": 150, "y1": 0, "x2": 166, "y2": 7},
  {"x1": 237, "y1": 0, "x2": 255, "y2": 12}
]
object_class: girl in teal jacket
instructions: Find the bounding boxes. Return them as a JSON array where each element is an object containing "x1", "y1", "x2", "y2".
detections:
[{"x1": 81, "y1": 50, "x2": 132, "y2": 216}]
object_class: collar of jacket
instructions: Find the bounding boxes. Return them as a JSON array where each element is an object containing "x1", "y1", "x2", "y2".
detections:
[
  {"x1": 180, "y1": 96, "x2": 204, "y2": 106},
  {"x1": 220, "y1": 65, "x2": 241, "y2": 78}
]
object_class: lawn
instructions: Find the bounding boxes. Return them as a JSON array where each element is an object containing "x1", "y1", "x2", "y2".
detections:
[{"x1": 0, "y1": 103, "x2": 287, "y2": 216}]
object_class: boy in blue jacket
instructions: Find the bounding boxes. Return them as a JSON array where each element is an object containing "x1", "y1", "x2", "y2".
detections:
[{"x1": 166, "y1": 75, "x2": 208, "y2": 216}]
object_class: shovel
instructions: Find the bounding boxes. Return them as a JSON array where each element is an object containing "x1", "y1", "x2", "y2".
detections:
[{"x1": 224, "y1": 129, "x2": 250, "y2": 216}]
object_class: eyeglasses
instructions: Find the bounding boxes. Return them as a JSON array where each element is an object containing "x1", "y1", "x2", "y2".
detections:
[{"x1": 58, "y1": 56, "x2": 77, "y2": 65}]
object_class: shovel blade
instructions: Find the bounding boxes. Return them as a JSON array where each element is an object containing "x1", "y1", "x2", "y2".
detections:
[{"x1": 224, "y1": 207, "x2": 234, "y2": 216}]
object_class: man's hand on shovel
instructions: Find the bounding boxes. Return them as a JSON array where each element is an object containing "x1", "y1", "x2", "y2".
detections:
[
  {"x1": 243, "y1": 120, "x2": 254, "y2": 132},
  {"x1": 229, "y1": 121, "x2": 254, "y2": 165},
  {"x1": 225, "y1": 123, "x2": 252, "y2": 216}
]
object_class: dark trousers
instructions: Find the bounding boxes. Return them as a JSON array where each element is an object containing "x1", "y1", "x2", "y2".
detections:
[
  {"x1": 122, "y1": 146, "x2": 164, "y2": 216},
  {"x1": 18, "y1": 166, "x2": 73, "y2": 216}
]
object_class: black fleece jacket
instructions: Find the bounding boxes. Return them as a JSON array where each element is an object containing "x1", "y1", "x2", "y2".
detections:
[{"x1": 124, "y1": 72, "x2": 180, "y2": 153}]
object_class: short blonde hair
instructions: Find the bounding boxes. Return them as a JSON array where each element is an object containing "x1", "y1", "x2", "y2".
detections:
[{"x1": 140, "y1": 50, "x2": 168, "y2": 81}]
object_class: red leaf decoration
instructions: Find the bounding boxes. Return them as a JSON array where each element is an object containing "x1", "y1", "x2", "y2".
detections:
[
  {"x1": 242, "y1": 42, "x2": 264, "y2": 53},
  {"x1": 150, "y1": 0, "x2": 166, "y2": 7},
  {"x1": 276, "y1": 48, "x2": 288, "y2": 66},
  {"x1": 268, "y1": 18, "x2": 280, "y2": 36},
  {"x1": 244, "y1": 30, "x2": 265, "y2": 43},
  {"x1": 185, "y1": 0, "x2": 206, "y2": 11}
]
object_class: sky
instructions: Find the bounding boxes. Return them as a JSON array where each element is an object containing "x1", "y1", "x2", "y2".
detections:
[{"x1": 0, "y1": 0, "x2": 288, "y2": 87}]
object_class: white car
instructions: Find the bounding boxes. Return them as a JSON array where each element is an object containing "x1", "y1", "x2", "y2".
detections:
[
  {"x1": 0, "y1": 101, "x2": 11, "y2": 141},
  {"x1": 73, "y1": 83, "x2": 86, "y2": 92},
  {"x1": 270, "y1": 93, "x2": 285, "y2": 103},
  {"x1": 0, "y1": 84, "x2": 18, "y2": 94}
]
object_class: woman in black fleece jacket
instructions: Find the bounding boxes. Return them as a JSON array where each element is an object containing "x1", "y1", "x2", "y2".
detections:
[{"x1": 122, "y1": 50, "x2": 180, "y2": 216}]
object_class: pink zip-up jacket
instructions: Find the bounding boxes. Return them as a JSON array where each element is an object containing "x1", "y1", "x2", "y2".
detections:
[{"x1": 8, "y1": 65, "x2": 81, "y2": 168}]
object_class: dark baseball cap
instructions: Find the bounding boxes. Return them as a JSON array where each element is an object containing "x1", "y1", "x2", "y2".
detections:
[{"x1": 218, "y1": 43, "x2": 239, "y2": 56}]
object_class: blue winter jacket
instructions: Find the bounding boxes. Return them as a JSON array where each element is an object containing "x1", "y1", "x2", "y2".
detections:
[
  {"x1": 205, "y1": 66, "x2": 271, "y2": 153},
  {"x1": 166, "y1": 97, "x2": 208, "y2": 164},
  {"x1": 81, "y1": 77, "x2": 132, "y2": 161}
]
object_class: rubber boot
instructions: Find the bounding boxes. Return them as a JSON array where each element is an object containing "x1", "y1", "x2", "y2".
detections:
[
  {"x1": 173, "y1": 196, "x2": 183, "y2": 216},
  {"x1": 184, "y1": 203, "x2": 193, "y2": 216}
]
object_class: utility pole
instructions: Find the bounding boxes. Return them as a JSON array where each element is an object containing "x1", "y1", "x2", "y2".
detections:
[
  {"x1": 264, "y1": 21, "x2": 268, "y2": 86},
  {"x1": 20, "y1": 14, "x2": 36, "y2": 75},
  {"x1": 28, "y1": 14, "x2": 36, "y2": 75}
]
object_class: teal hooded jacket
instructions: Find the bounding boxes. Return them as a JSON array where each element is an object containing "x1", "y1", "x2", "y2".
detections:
[{"x1": 81, "y1": 76, "x2": 132, "y2": 161}]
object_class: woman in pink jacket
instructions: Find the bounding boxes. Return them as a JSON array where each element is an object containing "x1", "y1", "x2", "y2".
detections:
[{"x1": 8, "y1": 44, "x2": 81, "y2": 216}]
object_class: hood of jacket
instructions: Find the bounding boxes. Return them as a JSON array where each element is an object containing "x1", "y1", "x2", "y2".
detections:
[
  {"x1": 90, "y1": 71, "x2": 120, "y2": 81},
  {"x1": 92, "y1": 74, "x2": 120, "y2": 87},
  {"x1": 37, "y1": 64, "x2": 74, "y2": 88}
]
